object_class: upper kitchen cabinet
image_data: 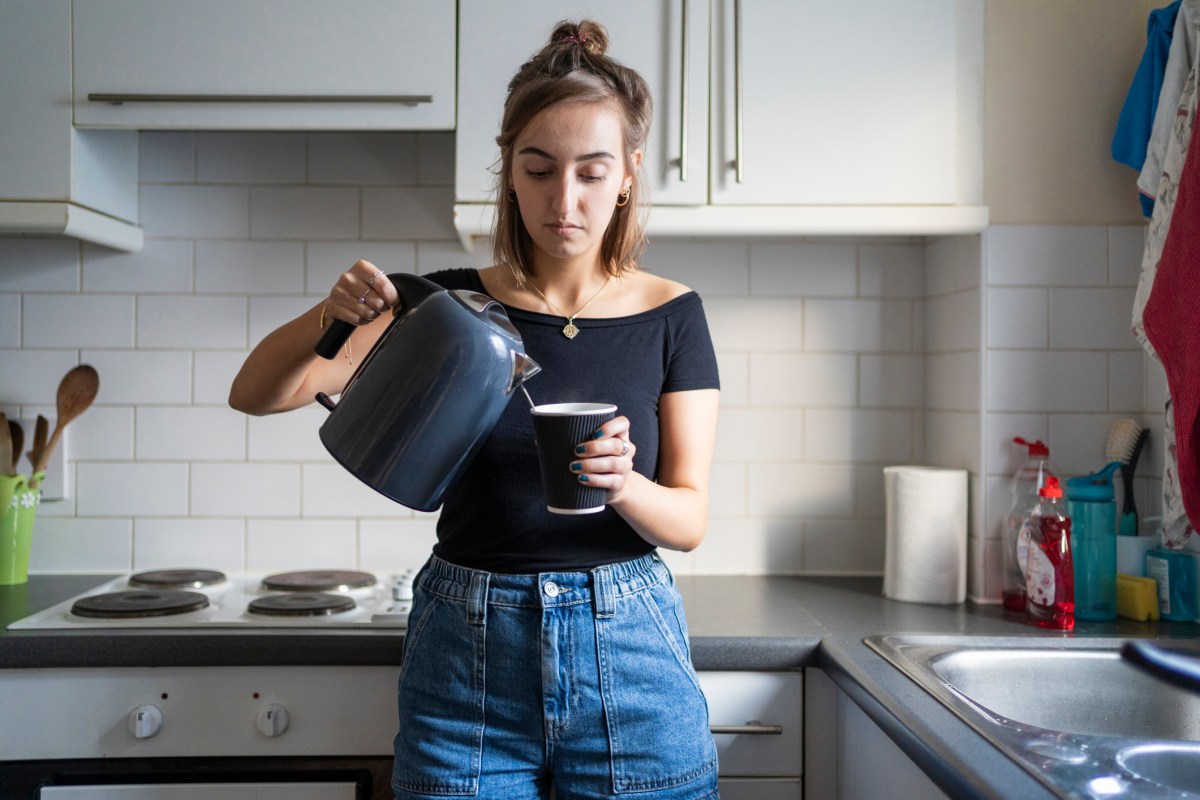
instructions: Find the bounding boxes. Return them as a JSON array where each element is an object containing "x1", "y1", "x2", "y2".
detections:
[
  {"x1": 454, "y1": 0, "x2": 985, "y2": 243},
  {"x1": 72, "y1": 0, "x2": 455, "y2": 131}
]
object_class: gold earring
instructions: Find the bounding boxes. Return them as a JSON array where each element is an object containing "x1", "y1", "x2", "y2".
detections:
[{"x1": 615, "y1": 187, "x2": 631, "y2": 207}]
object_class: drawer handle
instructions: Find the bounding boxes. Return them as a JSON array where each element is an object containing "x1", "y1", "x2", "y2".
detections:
[
  {"x1": 679, "y1": 0, "x2": 689, "y2": 182},
  {"x1": 710, "y1": 721, "x2": 783, "y2": 735},
  {"x1": 88, "y1": 94, "x2": 434, "y2": 106}
]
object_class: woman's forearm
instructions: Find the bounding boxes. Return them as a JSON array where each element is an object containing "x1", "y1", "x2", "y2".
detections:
[
  {"x1": 611, "y1": 474, "x2": 709, "y2": 551},
  {"x1": 229, "y1": 302, "x2": 340, "y2": 415}
]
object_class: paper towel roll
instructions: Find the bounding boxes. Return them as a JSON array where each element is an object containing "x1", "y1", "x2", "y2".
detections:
[{"x1": 883, "y1": 466, "x2": 968, "y2": 604}]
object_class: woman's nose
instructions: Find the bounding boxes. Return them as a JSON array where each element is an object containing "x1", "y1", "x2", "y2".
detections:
[{"x1": 552, "y1": 176, "x2": 576, "y2": 215}]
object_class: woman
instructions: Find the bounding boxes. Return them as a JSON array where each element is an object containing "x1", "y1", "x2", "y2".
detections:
[{"x1": 230, "y1": 20, "x2": 721, "y2": 800}]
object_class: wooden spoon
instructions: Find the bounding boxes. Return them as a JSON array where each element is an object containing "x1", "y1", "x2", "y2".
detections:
[
  {"x1": 0, "y1": 413, "x2": 10, "y2": 478},
  {"x1": 8, "y1": 419, "x2": 22, "y2": 475},
  {"x1": 30, "y1": 365, "x2": 100, "y2": 487},
  {"x1": 27, "y1": 415, "x2": 48, "y2": 475}
]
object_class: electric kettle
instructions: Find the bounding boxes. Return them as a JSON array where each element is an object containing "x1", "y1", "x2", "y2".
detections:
[{"x1": 314, "y1": 273, "x2": 541, "y2": 511}]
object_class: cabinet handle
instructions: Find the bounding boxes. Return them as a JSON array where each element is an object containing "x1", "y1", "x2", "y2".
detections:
[
  {"x1": 733, "y1": 0, "x2": 744, "y2": 183},
  {"x1": 710, "y1": 721, "x2": 783, "y2": 735},
  {"x1": 679, "y1": 0, "x2": 689, "y2": 182},
  {"x1": 87, "y1": 94, "x2": 434, "y2": 106}
]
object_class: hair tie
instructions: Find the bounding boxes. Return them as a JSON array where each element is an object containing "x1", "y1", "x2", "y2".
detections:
[{"x1": 563, "y1": 32, "x2": 588, "y2": 47}]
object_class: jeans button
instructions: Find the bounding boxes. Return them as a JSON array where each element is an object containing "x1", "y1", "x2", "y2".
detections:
[{"x1": 543, "y1": 581, "x2": 560, "y2": 597}]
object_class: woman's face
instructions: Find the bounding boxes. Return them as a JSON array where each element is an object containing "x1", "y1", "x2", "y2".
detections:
[{"x1": 510, "y1": 101, "x2": 640, "y2": 266}]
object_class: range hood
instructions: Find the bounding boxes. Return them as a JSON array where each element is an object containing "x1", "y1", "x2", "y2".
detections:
[{"x1": 0, "y1": 201, "x2": 143, "y2": 252}]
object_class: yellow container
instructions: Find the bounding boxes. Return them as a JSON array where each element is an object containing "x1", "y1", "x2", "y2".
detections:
[{"x1": 0, "y1": 474, "x2": 40, "y2": 586}]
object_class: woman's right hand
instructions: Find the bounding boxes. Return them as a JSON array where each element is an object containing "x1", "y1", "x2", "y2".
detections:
[{"x1": 324, "y1": 260, "x2": 401, "y2": 327}]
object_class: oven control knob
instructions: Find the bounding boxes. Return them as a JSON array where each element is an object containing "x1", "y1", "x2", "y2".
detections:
[
  {"x1": 128, "y1": 704, "x2": 163, "y2": 739},
  {"x1": 256, "y1": 703, "x2": 291, "y2": 737}
]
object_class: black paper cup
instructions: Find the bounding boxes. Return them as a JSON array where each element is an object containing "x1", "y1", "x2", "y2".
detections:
[{"x1": 531, "y1": 402, "x2": 617, "y2": 514}]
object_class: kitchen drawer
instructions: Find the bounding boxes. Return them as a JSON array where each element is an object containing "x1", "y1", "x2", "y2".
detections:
[{"x1": 699, "y1": 671, "x2": 803, "y2": 777}]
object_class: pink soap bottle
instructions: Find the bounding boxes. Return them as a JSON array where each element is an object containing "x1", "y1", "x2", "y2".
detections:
[
  {"x1": 1022, "y1": 476, "x2": 1075, "y2": 630},
  {"x1": 1003, "y1": 437, "x2": 1059, "y2": 612}
]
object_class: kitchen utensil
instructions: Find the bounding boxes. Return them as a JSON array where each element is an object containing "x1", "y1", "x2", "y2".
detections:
[
  {"x1": 26, "y1": 415, "x2": 47, "y2": 475},
  {"x1": 1106, "y1": 419, "x2": 1149, "y2": 536},
  {"x1": 0, "y1": 414, "x2": 11, "y2": 478},
  {"x1": 8, "y1": 419, "x2": 22, "y2": 475},
  {"x1": 314, "y1": 273, "x2": 541, "y2": 511},
  {"x1": 1122, "y1": 640, "x2": 1200, "y2": 694},
  {"x1": 30, "y1": 365, "x2": 100, "y2": 488}
]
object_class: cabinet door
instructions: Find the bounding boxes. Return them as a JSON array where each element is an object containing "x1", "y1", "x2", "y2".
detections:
[
  {"x1": 710, "y1": 0, "x2": 959, "y2": 205},
  {"x1": 456, "y1": 0, "x2": 709, "y2": 205},
  {"x1": 699, "y1": 671, "x2": 803, "y2": 777},
  {"x1": 72, "y1": 0, "x2": 455, "y2": 130},
  {"x1": 717, "y1": 779, "x2": 802, "y2": 799}
]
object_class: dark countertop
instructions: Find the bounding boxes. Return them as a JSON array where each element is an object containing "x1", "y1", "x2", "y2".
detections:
[{"x1": 3, "y1": 574, "x2": 1197, "y2": 800}]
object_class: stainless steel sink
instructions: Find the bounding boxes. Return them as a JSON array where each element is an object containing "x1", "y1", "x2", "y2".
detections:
[{"x1": 866, "y1": 634, "x2": 1200, "y2": 799}]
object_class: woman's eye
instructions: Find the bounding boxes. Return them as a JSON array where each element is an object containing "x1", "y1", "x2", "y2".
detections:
[
  {"x1": 525, "y1": 170, "x2": 549, "y2": 179},
  {"x1": 580, "y1": 174, "x2": 606, "y2": 183}
]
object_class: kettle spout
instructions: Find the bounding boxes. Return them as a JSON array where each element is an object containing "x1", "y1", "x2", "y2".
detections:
[{"x1": 508, "y1": 351, "x2": 542, "y2": 394}]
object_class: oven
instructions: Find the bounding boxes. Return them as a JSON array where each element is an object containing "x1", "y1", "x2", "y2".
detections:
[{"x1": 2, "y1": 568, "x2": 418, "y2": 799}]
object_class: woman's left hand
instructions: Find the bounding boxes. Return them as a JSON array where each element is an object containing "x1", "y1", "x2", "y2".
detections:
[{"x1": 570, "y1": 415, "x2": 636, "y2": 502}]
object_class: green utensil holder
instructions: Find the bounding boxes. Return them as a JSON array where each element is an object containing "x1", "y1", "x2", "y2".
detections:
[{"x1": 0, "y1": 474, "x2": 41, "y2": 586}]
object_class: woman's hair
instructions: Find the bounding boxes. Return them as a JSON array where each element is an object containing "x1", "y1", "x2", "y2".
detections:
[{"x1": 492, "y1": 20, "x2": 652, "y2": 280}]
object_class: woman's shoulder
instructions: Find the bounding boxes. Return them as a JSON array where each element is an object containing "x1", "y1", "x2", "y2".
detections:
[{"x1": 633, "y1": 269, "x2": 692, "y2": 307}]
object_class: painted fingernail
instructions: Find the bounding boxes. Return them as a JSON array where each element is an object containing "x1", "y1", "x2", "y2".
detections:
[
  {"x1": 570, "y1": 462, "x2": 582, "y2": 472},
  {"x1": 579, "y1": 475, "x2": 589, "y2": 482},
  {"x1": 592, "y1": 429, "x2": 604, "y2": 439},
  {"x1": 575, "y1": 445, "x2": 586, "y2": 454}
]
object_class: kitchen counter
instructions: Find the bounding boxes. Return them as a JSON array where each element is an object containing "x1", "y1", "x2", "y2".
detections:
[{"x1": 3, "y1": 574, "x2": 1197, "y2": 800}]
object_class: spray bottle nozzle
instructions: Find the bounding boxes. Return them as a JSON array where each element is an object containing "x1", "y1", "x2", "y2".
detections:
[{"x1": 1014, "y1": 436, "x2": 1050, "y2": 457}]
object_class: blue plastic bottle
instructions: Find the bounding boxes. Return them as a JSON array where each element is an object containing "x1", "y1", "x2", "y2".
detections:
[{"x1": 1066, "y1": 462, "x2": 1121, "y2": 622}]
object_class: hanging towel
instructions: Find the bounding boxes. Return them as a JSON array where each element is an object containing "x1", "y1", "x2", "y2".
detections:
[
  {"x1": 1113, "y1": 0, "x2": 1182, "y2": 217},
  {"x1": 1139, "y1": 1, "x2": 1200, "y2": 201}
]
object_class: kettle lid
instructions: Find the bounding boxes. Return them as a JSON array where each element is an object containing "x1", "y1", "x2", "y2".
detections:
[{"x1": 451, "y1": 290, "x2": 522, "y2": 342}]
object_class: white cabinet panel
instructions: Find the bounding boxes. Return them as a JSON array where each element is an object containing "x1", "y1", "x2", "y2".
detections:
[
  {"x1": 73, "y1": 0, "x2": 455, "y2": 130},
  {"x1": 700, "y1": 671, "x2": 803, "y2": 777},
  {"x1": 456, "y1": 0, "x2": 709, "y2": 205},
  {"x1": 718, "y1": 778, "x2": 802, "y2": 799}
]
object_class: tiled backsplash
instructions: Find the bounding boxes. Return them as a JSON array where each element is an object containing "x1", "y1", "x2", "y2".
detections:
[{"x1": 0, "y1": 131, "x2": 1157, "y2": 590}]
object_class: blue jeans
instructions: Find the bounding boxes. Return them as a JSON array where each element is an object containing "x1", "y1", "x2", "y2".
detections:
[{"x1": 392, "y1": 552, "x2": 719, "y2": 800}]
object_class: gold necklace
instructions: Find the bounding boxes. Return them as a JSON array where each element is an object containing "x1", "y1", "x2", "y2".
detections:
[{"x1": 528, "y1": 276, "x2": 612, "y2": 339}]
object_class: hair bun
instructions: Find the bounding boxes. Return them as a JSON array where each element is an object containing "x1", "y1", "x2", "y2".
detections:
[{"x1": 551, "y1": 20, "x2": 608, "y2": 57}]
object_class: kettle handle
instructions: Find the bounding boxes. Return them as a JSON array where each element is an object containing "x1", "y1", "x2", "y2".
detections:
[{"x1": 314, "y1": 273, "x2": 444, "y2": 360}]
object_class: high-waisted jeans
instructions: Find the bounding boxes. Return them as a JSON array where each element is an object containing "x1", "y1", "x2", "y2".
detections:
[{"x1": 392, "y1": 552, "x2": 718, "y2": 800}]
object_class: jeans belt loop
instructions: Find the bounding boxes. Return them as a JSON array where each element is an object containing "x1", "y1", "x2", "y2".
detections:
[
  {"x1": 467, "y1": 570, "x2": 489, "y2": 626},
  {"x1": 592, "y1": 564, "x2": 616, "y2": 619}
]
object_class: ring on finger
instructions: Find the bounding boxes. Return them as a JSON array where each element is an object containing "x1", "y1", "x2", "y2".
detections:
[
  {"x1": 368, "y1": 270, "x2": 385, "y2": 287},
  {"x1": 619, "y1": 438, "x2": 630, "y2": 457}
]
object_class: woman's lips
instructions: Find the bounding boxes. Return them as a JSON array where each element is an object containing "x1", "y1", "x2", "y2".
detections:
[{"x1": 547, "y1": 222, "x2": 580, "y2": 237}]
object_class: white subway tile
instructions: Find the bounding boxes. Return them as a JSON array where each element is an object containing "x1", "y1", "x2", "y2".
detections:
[
  {"x1": 804, "y1": 409, "x2": 913, "y2": 463},
  {"x1": 1048, "y1": 288, "x2": 1140, "y2": 350},
  {"x1": 195, "y1": 351, "x2": 249, "y2": 405},
  {"x1": 24, "y1": 295, "x2": 134, "y2": 348},
  {"x1": 714, "y1": 408, "x2": 803, "y2": 462},
  {"x1": 248, "y1": 296, "x2": 318, "y2": 347},
  {"x1": 192, "y1": 463, "x2": 300, "y2": 517},
  {"x1": 803, "y1": 520, "x2": 884, "y2": 573},
  {"x1": 925, "y1": 235, "x2": 982, "y2": 296},
  {"x1": 1048, "y1": 413, "x2": 1127, "y2": 479},
  {"x1": 83, "y1": 350, "x2": 192, "y2": 404},
  {"x1": 140, "y1": 185, "x2": 249, "y2": 238},
  {"x1": 307, "y1": 242, "x2": 417, "y2": 294},
  {"x1": 924, "y1": 411, "x2": 981, "y2": 472},
  {"x1": 747, "y1": 464, "x2": 855, "y2": 517},
  {"x1": 987, "y1": 288, "x2": 1046, "y2": 349},
  {"x1": 195, "y1": 240, "x2": 305, "y2": 294},
  {"x1": 83, "y1": 239, "x2": 194, "y2": 293},
  {"x1": 362, "y1": 187, "x2": 457, "y2": 240},
  {"x1": 715, "y1": 353, "x2": 749, "y2": 406},
  {"x1": 642, "y1": 242, "x2": 749, "y2": 296},
  {"x1": 0, "y1": 295, "x2": 18, "y2": 346},
  {"x1": 307, "y1": 132, "x2": 417, "y2": 185},
  {"x1": 858, "y1": 243, "x2": 925, "y2": 298},
  {"x1": 301, "y1": 463, "x2": 414, "y2": 517},
  {"x1": 926, "y1": 351, "x2": 980, "y2": 412},
  {"x1": 0, "y1": 350, "x2": 91, "y2": 405},
  {"x1": 68, "y1": 406, "x2": 134, "y2": 460},
  {"x1": 859, "y1": 354, "x2": 923, "y2": 408},
  {"x1": 139, "y1": 131, "x2": 196, "y2": 182},
  {"x1": 967, "y1": 536, "x2": 987, "y2": 602},
  {"x1": 414, "y1": 241, "x2": 492, "y2": 275},
  {"x1": 983, "y1": 537, "x2": 1004, "y2": 600},
  {"x1": 925, "y1": 288, "x2": 980, "y2": 352},
  {"x1": 248, "y1": 405, "x2": 329, "y2": 461},
  {"x1": 1108, "y1": 225, "x2": 1145, "y2": 288},
  {"x1": 0, "y1": 239, "x2": 80, "y2": 291},
  {"x1": 359, "y1": 519, "x2": 439, "y2": 570},
  {"x1": 250, "y1": 187, "x2": 360, "y2": 240},
  {"x1": 805, "y1": 299, "x2": 912, "y2": 352},
  {"x1": 1109, "y1": 351, "x2": 1145, "y2": 413},
  {"x1": 693, "y1": 519, "x2": 803, "y2": 574},
  {"x1": 198, "y1": 132, "x2": 306, "y2": 184},
  {"x1": 983, "y1": 475, "x2": 1009, "y2": 541},
  {"x1": 27, "y1": 518, "x2": 132, "y2": 573},
  {"x1": 708, "y1": 462, "x2": 747, "y2": 517},
  {"x1": 137, "y1": 295, "x2": 247, "y2": 349},
  {"x1": 77, "y1": 463, "x2": 188, "y2": 516},
  {"x1": 137, "y1": 406, "x2": 245, "y2": 460},
  {"x1": 133, "y1": 518, "x2": 245, "y2": 570},
  {"x1": 749, "y1": 242, "x2": 856, "y2": 297},
  {"x1": 751, "y1": 353, "x2": 857, "y2": 407},
  {"x1": 246, "y1": 519, "x2": 357, "y2": 571},
  {"x1": 704, "y1": 298, "x2": 805, "y2": 352},
  {"x1": 985, "y1": 412, "x2": 1049, "y2": 478},
  {"x1": 417, "y1": 132, "x2": 455, "y2": 186},
  {"x1": 987, "y1": 351, "x2": 1108, "y2": 413},
  {"x1": 986, "y1": 225, "x2": 1108, "y2": 287},
  {"x1": 856, "y1": 465, "x2": 886, "y2": 517},
  {"x1": 1145, "y1": 354, "x2": 1168, "y2": 411}
]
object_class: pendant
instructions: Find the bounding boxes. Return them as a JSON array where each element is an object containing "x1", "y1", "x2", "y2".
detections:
[{"x1": 562, "y1": 320, "x2": 580, "y2": 339}]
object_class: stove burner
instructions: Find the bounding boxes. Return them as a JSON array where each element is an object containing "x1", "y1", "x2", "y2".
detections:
[
  {"x1": 261, "y1": 570, "x2": 377, "y2": 592},
  {"x1": 128, "y1": 569, "x2": 228, "y2": 590},
  {"x1": 71, "y1": 590, "x2": 210, "y2": 619},
  {"x1": 247, "y1": 592, "x2": 357, "y2": 617}
]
